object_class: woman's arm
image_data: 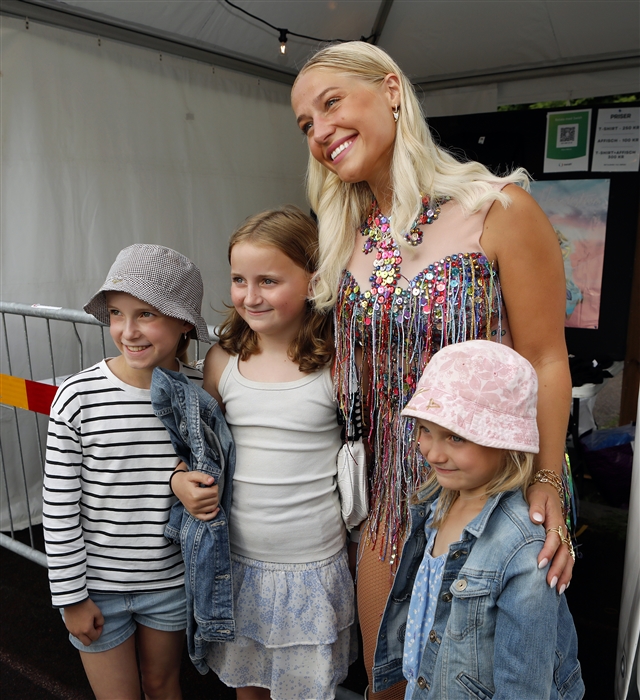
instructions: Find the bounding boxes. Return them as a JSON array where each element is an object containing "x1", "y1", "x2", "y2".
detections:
[{"x1": 483, "y1": 185, "x2": 573, "y2": 590}]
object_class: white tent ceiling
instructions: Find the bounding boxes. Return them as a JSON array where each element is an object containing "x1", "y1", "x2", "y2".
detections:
[{"x1": 3, "y1": 0, "x2": 639, "y2": 103}]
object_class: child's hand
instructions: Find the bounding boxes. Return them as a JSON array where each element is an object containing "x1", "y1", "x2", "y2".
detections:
[
  {"x1": 63, "y1": 599, "x2": 104, "y2": 646},
  {"x1": 171, "y1": 470, "x2": 220, "y2": 521},
  {"x1": 527, "y1": 480, "x2": 574, "y2": 594}
]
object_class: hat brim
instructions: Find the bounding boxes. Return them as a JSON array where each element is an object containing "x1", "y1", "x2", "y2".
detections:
[
  {"x1": 84, "y1": 283, "x2": 211, "y2": 343},
  {"x1": 401, "y1": 387, "x2": 539, "y2": 454}
]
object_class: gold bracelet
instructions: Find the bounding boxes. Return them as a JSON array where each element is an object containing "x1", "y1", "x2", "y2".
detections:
[{"x1": 532, "y1": 469, "x2": 564, "y2": 504}]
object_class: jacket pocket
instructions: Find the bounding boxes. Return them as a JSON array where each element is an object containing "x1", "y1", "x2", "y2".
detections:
[
  {"x1": 554, "y1": 654, "x2": 584, "y2": 698},
  {"x1": 446, "y1": 577, "x2": 492, "y2": 641},
  {"x1": 455, "y1": 672, "x2": 494, "y2": 699}
]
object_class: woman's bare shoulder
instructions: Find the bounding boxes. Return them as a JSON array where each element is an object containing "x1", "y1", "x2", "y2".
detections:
[{"x1": 482, "y1": 184, "x2": 556, "y2": 263}]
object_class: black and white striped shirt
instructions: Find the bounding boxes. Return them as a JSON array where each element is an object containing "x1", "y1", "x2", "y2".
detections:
[{"x1": 43, "y1": 359, "x2": 202, "y2": 608}]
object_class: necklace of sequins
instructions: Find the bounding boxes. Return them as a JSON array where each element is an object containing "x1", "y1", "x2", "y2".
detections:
[{"x1": 361, "y1": 195, "x2": 449, "y2": 291}]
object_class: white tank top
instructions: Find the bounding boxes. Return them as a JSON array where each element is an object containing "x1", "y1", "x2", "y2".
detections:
[{"x1": 219, "y1": 355, "x2": 345, "y2": 563}]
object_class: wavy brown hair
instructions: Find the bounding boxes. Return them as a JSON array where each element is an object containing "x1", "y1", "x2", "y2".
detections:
[{"x1": 217, "y1": 205, "x2": 334, "y2": 373}]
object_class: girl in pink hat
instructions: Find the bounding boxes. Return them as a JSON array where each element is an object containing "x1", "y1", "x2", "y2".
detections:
[{"x1": 372, "y1": 340, "x2": 583, "y2": 700}]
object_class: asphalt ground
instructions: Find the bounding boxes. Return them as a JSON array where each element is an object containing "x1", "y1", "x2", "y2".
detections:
[{"x1": 0, "y1": 523, "x2": 368, "y2": 700}]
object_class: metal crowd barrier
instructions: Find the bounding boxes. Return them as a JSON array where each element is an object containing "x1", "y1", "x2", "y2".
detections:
[{"x1": 0, "y1": 301, "x2": 215, "y2": 568}]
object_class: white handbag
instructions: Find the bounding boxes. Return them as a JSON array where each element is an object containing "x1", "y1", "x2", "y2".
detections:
[
  {"x1": 337, "y1": 439, "x2": 368, "y2": 530},
  {"x1": 336, "y1": 391, "x2": 368, "y2": 530}
]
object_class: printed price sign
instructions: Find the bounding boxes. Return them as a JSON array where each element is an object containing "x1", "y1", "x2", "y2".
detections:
[
  {"x1": 592, "y1": 107, "x2": 639, "y2": 172},
  {"x1": 544, "y1": 109, "x2": 592, "y2": 173}
]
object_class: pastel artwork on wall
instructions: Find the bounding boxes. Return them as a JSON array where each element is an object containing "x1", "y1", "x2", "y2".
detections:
[{"x1": 530, "y1": 179, "x2": 610, "y2": 329}]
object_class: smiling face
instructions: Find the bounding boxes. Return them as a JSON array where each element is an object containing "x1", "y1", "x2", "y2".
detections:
[
  {"x1": 105, "y1": 291, "x2": 193, "y2": 388},
  {"x1": 416, "y1": 419, "x2": 505, "y2": 500},
  {"x1": 291, "y1": 68, "x2": 400, "y2": 198},
  {"x1": 230, "y1": 242, "x2": 312, "y2": 345}
]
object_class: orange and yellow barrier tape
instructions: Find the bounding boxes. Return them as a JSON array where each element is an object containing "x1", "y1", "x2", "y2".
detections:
[{"x1": 0, "y1": 374, "x2": 59, "y2": 415}]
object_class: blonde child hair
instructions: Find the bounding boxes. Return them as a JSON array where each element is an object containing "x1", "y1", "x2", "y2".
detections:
[
  {"x1": 401, "y1": 339, "x2": 541, "y2": 526},
  {"x1": 415, "y1": 451, "x2": 536, "y2": 528}
]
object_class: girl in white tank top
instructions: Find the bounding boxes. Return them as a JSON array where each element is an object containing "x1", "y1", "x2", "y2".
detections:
[{"x1": 172, "y1": 206, "x2": 356, "y2": 700}]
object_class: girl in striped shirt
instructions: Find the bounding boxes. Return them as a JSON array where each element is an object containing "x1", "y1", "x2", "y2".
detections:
[{"x1": 43, "y1": 244, "x2": 211, "y2": 700}]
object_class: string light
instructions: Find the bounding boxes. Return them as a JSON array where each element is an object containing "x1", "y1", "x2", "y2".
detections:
[
  {"x1": 223, "y1": 0, "x2": 375, "y2": 55},
  {"x1": 279, "y1": 29, "x2": 288, "y2": 55}
]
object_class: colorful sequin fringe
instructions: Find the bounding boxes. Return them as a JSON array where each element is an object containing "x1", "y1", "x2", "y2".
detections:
[{"x1": 334, "y1": 251, "x2": 505, "y2": 565}]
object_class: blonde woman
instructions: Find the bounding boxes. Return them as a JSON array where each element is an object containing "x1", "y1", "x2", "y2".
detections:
[{"x1": 291, "y1": 42, "x2": 574, "y2": 699}]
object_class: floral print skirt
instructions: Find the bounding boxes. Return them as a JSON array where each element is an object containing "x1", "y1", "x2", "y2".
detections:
[{"x1": 207, "y1": 547, "x2": 357, "y2": 700}]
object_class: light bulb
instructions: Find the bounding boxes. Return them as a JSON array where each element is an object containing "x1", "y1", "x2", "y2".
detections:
[{"x1": 278, "y1": 29, "x2": 288, "y2": 56}]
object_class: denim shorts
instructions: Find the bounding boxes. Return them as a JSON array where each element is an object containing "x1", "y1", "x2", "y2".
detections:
[{"x1": 62, "y1": 586, "x2": 187, "y2": 653}]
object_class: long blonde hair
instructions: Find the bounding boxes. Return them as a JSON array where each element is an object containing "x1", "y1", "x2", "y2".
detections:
[{"x1": 294, "y1": 42, "x2": 530, "y2": 310}]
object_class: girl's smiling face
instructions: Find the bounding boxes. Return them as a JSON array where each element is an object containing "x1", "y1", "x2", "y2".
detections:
[
  {"x1": 416, "y1": 419, "x2": 505, "y2": 500},
  {"x1": 291, "y1": 68, "x2": 400, "y2": 197},
  {"x1": 105, "y1": 291, "x2": 192, "y2": 388},
  {"x1": 230, "y1": 242, "x2": 311, "y2": 344}
]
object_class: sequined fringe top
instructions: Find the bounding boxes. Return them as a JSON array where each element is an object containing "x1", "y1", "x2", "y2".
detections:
[{"x1": 334, "y1": 251, "x2": 506, "y2": 565}]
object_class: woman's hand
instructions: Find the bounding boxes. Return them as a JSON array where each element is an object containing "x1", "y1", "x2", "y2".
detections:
[
  {"x1": 527, "y1": 480, "x2": 573, "y2": 593},
  {"x1": 64, "y1": 598, "x2": 104, "y2": 646},
  {"x1": 171, "y1": 468, "x2": 220, "y2": 521}
]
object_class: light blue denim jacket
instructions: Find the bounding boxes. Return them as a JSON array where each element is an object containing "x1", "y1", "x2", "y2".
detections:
[
  {"x1": 373, "y1": 488, "x2": 584, "y2": 699},
  {"x1": 151, "y1": 367, "x2": 236, "y2": 674}
]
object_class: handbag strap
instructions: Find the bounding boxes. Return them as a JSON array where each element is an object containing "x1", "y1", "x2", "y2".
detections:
[{"x1": 337, "y1": 390, "x2": 364, "y2": 442}]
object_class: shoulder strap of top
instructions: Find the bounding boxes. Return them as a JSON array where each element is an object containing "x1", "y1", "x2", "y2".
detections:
[{"x1": 218, "y1": 353, "x2": 237, "y2": 398}]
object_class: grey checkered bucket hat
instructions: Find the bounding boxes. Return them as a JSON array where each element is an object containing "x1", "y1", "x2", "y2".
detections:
[{"x1": 84, "y1": 244, "x2": 210, "y2": 342}]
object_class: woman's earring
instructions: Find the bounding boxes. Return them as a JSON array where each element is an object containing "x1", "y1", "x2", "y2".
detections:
[
  {"x1": 183, "y1": 332, "x2": 188, "y2": 340},
  {"x1": 392, "y1": 105, "x2": 400, "y2": 123}
]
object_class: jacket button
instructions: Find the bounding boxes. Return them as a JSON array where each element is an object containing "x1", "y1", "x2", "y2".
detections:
[
  {"x1": 451, "y1": 550, "x2": 461, "y2": 559},
  {"x1": 428, "y1": 629, "x2": 437, "y2": 643},
  {"x1": 454, "y1": 579, "x2": 468, "y2": 591},
  {"x1": 417, "y1": 676, "x2": 428, "y2": 689},
  {"x1": 441, "y1": 592, "x2": 453, "y2": 602}
]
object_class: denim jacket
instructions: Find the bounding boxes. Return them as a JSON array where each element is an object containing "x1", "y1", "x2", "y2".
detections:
[
  {"x1": 151, "y1": 367, "x2": 236, "y2": 674},
  {"x1": 373, "y1": 488, "x2": 584, "y2": 700}
]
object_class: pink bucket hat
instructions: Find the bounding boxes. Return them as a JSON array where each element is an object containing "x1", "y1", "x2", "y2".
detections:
[{"x1": 402, "y1": 340, "x2": 539, "y2": 453}]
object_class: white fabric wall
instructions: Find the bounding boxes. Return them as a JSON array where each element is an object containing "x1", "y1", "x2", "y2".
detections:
[
  {"x1": 420, "y1": 84, "x2": 499, "y2": 118},
  {"x1": 0, "y1": 15, "x2": 309, "y2": 530},
  {"x1": 420, "y1": 66, "x2": 639, "y2": 116},
  {"x1": 1, "y1": 15, "x2": 308, "y2": 323}
]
